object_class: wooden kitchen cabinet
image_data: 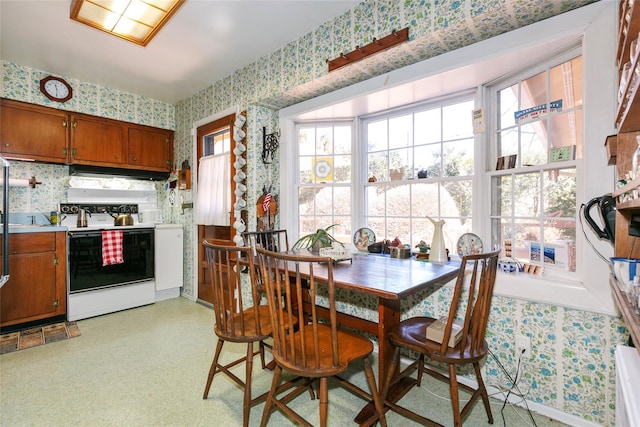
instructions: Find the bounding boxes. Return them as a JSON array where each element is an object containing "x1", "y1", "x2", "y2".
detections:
[
  {"x1": 612, "y1": 0, "x2": 640, "y2": 258},
  {"x1": 0, "y1": 98, "x2": 69, "y2": 163},
  {"x1": 127, "y1": 125, "x2": 173, "y2": 171},
  {"x1": 70, "y1": 113, "x2": 126, "y2": 167},
  {"x1": 617, "y1": 0, "x2": 640, "y2": 133},
  {"x1": 0, "y1": 98, "x2": 173, "y2": 172},
  {"x1": 0, "y1": 232, "x2": 67, "y2": 328},
  {"x1": 610, "y1": 0, "x2": 640, "y2": 354}
]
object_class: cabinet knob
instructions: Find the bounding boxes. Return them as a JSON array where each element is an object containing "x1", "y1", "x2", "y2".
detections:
[
  {"x1": 72, "y1": 120, "x2": 77, "y2": 128},
  {"x1": 132, "y1": 157, "x2": 137, "y2": 162},
  {"x1": 4, "y1": 143, "x2": 9, "y2": 147},
  {"x1": 62, "y1": 120, "x2": 67, "y2": 128}
]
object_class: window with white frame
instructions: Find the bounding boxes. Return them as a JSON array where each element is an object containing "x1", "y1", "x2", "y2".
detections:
[
  {"x1": 362, "y1": 97, "x2": 475, "y2": 250},
  {"x1": 294, "y1": 95, "x2": 476, "y2": 251},
  {"x1": 489, "y1": 53, "x2": 582, "y2": 278},
  {"x1": 296, "y1": 123, "x2": 353, "y2": 243},
  {"x1": 283, "y1": 5, "x2": 614, "y2": 312}
]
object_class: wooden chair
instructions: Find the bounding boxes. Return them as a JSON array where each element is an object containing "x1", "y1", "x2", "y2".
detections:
[
  {"x1": 242, "y1": 229, "x2": 289, "y2": 254},
  {"x1": 201, "y1": 240, "x2": 272, "y2": 427},
  {"x1": 255, "y1": 247, "x2": 388, "y2": 427},
  {"x1": 382, "y1": 247, "x2": 500, "y2": 427},
  {"x1": 243, "y1": 228, "x2": 291, "y2": 304}
]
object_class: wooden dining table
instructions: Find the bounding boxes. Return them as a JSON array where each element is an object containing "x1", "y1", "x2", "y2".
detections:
[{"x1": 291, "y1": 251, "x2": 460, "y2": 421}]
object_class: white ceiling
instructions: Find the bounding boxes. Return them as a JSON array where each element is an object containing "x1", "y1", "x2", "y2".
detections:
[{"x1": 0, "y1": 0, "x2": 359, "y2": 104}]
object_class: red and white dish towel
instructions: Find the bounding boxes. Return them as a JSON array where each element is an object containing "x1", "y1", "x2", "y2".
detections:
[{"x1": 102, "y1": 230, "x2": 124, "y2": 266}]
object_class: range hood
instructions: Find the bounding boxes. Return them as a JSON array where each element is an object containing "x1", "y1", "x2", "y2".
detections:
[{"x1": 69, "y1": 165, "x2": 170, "y2": 181}]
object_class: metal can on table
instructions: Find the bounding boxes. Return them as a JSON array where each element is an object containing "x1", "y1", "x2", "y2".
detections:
[{"x1": 50, "y1": 211, "x2": 60, "y2": 225}]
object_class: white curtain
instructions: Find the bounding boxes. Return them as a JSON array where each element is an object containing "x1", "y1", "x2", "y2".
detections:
[{"x1": 195, "y1": 153, "x2": 230, "y2": 225}]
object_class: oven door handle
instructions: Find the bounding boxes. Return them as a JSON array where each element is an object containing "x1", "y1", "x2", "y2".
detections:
[
  {"x1": 68, "y1": 231, "x2": 103, "y2": 238},
  {"x1": 68, "y1": 229, "x2": 154, "y2": 239}
]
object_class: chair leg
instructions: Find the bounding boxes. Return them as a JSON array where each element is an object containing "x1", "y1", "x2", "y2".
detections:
[
  {"x1": 473, "y1": 361, "x2": 493, "y2": 424},
  {"x1": 259, "y1": 340, "x2": 267, "y2": 369},
  {"x1": 416, "y1": 354, "x2": 425, "y2": 387},
  {"x1": 260, "y1": 364, "x2": 282, "y2": 427},
  {"x1": 319, "y1": 377, "x2": 329, "y2": 427},
  {"x1": 363, "y1": 356, "x2": 387, "y2": 427},
  {"x1": 243, "y1": 342, "x2": 254, "y2": 427},
  {"x1": 203, "y1": 339, "x2": 225, "y2": 399},
  {"x1": 447, "y1": 364, "x2": 462, "y2": 427}
]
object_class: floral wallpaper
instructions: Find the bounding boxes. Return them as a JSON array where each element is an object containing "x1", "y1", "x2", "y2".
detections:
[
  {"x1": 1, "y1": 62, "x2": 175, "y2": 216},
  {"x1": 1, "y1": 0, "x2": 628, "y2": 426}
]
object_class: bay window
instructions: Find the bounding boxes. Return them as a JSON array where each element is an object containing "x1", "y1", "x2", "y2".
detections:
[
  {"x1": 281, "y1": 4, "x2": 615, "y2": 312},
  {"x1": 294, "y1": 96, "x2": 476, "y2": 252},
  {"x1": 489, "y1": 52, "x2": 582, "y2": 279}
]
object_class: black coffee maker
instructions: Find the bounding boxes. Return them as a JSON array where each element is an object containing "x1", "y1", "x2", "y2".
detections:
[{"x1": 582, "y1": 194, "x2": 616, "y2": 245}]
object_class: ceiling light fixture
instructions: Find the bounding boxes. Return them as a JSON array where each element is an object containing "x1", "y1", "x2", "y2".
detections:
[{"x1": 70, "y1": 0, "x2": 185, "y2": 46}]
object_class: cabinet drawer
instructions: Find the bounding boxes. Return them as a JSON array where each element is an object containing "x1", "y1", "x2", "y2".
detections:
[{"x1": 1, "y1": 233, "x2": 57, "y2": 255}]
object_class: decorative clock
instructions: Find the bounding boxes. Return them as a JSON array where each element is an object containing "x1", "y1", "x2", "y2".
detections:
[{"x1": 40, "y1": 76, "x2": 73, "y2": 103}]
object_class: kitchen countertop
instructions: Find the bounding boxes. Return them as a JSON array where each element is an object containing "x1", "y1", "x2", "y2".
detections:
[
  {"x1": 6, "y1": 224, "x2": 182, "y2": 233},
  {"x1": 5, "y1": 225, "x2": 68, "y2": 233}
]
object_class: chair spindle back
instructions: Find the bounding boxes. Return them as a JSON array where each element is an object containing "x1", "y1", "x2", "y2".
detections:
[
  {"x1": 438, "y1": 247, "x2": 500, "y2": 357},
  {"x1": 256, "y1": 247, "x2": 341, "y2": 374},
  {"x1": 203, "y1": 240, "x2": 267, "y2": 341}
]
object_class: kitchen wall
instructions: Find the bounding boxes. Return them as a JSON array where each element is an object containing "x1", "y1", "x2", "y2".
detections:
[
  {"x1": 172, "y1": 1, "x2": 626, "y2": 426},
  {"x1": 0, "y1": 0, "x2": 628, "y2": 425},
  {"x1": 0, "y1": 61, "x2": 175, "y2": 216}
]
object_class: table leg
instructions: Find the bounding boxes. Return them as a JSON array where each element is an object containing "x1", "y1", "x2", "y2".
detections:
[
  {"x1": 355, "y1": 298, "x2": 402, "y2": 424},
  {"x1": 377, "y1": 298, "x2": 400, "y2": 390}
]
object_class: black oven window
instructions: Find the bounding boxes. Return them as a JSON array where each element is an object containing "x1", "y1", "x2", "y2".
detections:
[{"x1": 69, "y1": 230, "x2": 155, "y2": 293}]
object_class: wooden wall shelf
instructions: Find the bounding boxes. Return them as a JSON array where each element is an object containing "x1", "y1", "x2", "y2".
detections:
[
  {"x1": 327, "y1": 28, "x2": 409, "y2": 72},
  {"x1": 610, "y1": 275, "x2": 640, "y2": 355},
  {"x1": 606, "y1": 134, "x2": 617, "y2": 165}
]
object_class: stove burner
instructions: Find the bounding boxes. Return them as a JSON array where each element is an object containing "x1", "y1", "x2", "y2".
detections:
[{"x1": 60, "y1": 203, "x2": 139, "y2": 215}]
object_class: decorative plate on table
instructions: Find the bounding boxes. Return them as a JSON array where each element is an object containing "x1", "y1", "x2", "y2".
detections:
[
  {"x1": 353, "y1": 227, "x2": 375, "y2": 251},
  {"x1": 456, "y1": 233, "x2": 483, "y2": 257}
]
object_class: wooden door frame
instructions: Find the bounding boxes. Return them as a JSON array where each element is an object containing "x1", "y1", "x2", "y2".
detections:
[{"x1": 190, "y1": 107, "x2": 247, "y2": 302}]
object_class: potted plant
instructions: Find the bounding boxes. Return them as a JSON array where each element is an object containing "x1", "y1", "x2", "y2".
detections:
[
  {"x1": 415, "y1": 240, "x2": 430, "y2": 253},
  {"x1": 292, "y1": 224, "x2": 344, "y2": 251}
]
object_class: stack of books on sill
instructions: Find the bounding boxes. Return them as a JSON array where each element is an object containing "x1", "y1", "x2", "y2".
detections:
[{"x1": 426, "y1": 316, "x2": 464, "y2": 347}]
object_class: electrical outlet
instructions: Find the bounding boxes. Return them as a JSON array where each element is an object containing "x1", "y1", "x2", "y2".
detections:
[{"x1": 516, "y1": 334, "x2": 531, "y2": 358}]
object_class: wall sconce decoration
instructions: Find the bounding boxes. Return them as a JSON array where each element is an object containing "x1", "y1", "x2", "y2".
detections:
[{"x1": 262, "y1": 127, "x2": 280, "y2": 164}]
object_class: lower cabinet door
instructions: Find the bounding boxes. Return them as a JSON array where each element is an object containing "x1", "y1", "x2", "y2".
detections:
[{"x1": 0, "y1": 252, "x2": 63, "y2": 326}]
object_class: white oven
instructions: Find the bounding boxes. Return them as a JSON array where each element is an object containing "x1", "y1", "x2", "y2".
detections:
[{"x1": 62, "y1": 184, "x2": 161, "y2": 320}]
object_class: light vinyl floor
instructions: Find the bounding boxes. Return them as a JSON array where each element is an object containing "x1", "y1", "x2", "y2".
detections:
[{"x1": 0, "y1": 297, "x2": 567, "y2": 427}]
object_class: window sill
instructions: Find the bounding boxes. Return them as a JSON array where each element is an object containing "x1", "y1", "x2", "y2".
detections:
[{"x1": 492, "y1": 271, "x2": 617, "y2": 315}]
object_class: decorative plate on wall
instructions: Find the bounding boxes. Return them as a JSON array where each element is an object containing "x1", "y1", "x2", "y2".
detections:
[{"x1": 353, "y1": 227, "x2": 375, "y2": 251}]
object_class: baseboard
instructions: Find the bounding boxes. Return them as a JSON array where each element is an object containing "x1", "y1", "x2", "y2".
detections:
[
  {"x1": 483, "y1": 384, "x2": 603, "y2": 427},
  {"x1": 397, "y1": 355, "x2": 601, "y2": 427},
  {"x1": 180, "y1": 290, "x2": 197, "y2": 302},
  {"x1": 155, "y1": 287, "x2": 180, "y2": 301}
]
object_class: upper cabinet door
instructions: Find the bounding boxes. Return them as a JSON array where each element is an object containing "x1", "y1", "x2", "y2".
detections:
[
  {"x1": 70, "y1": 114, "x2": 126, "y2": 167},
  {"x1": 127, "y1": 125, "x2": 173, "y2": 171},
  {"x1": 0, "y1": 98, "x2": 69, "y2": 163}
]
